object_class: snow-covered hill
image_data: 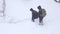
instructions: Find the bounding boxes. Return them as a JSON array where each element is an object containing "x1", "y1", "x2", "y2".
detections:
[{"x1": 0, "y1": 0, "x2": 60, "y2": 34}]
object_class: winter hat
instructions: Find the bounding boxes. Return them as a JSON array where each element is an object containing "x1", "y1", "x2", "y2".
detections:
[{"x1": 37, "y1": 5, "x2": 41, "y2": 10}]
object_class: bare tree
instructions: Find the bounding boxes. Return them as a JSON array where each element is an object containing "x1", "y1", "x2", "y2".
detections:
[
  {"x1": 3, "y1": 0, "x2": 6, "y2": 16},
  {"x1": 54, "y1": 0, "x2": 60, "y2": 3},
  {"x1": 0, "y1": 0, "x2": 6, "y2": 17}
]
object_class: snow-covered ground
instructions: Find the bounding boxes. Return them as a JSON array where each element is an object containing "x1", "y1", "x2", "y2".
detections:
[{"x1": 0, "y1": 0, "x2": 60, "y2": 34}]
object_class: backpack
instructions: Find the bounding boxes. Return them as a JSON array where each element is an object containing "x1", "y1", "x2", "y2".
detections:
[{"x1": 41, "y1": 9, "x2": 46, "y2": 17}]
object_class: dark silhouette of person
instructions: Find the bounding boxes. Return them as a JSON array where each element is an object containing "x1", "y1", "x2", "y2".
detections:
[
  {"x1": 37, "y1": 5, "x2": 43, "y2": 23},
  {"x1": 37, "y1": 5, "x2": 46, "y2": 24},
  {"x1": 30, "y1": 8, "x2": 39, "y2": 22}
]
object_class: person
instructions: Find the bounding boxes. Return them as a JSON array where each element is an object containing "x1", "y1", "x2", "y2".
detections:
[
  {"x1": 37, "y1": 5, "x2": 46, "y2": 24},
  {"x1": 30, "y1": 8, "x2": 39, "y2": 22},
  {"x1": 37, "y1": 5, "x2": 42, "y2": 23}
]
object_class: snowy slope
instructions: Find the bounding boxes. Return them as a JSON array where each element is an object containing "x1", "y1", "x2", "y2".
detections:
[{"x1": 0, "y1": 0, "x2": 60, "y2": 34}]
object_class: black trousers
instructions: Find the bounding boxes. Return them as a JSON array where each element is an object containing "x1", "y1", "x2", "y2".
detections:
[{"x1": 39, "y1": 16, "x2": 43, "y2": 23}]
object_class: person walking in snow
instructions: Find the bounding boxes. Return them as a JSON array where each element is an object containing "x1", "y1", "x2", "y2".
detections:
[
  {"x1": 30, "y1": 8, "x2": 39, "y2": 22},
  {"x1": 37, "y1": 5, "x2": 46, "y2": 24}
]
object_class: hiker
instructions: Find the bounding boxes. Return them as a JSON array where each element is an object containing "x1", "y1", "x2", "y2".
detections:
[
  {"x1": 37, "y1": 5, "x2": 46, "y2": 24},
  {"x1": 30, "y1": 8, "x2": 39, "y2": 22},
  {"x1": 37, "y1": 5, "x2": 42, "y2": 23}
]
